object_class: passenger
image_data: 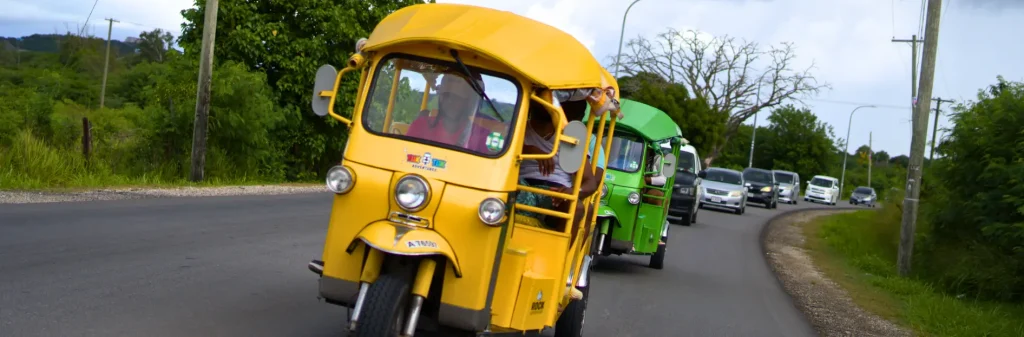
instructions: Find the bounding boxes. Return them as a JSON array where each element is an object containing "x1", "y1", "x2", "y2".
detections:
[
  {"x1": 642, "y1": 149, "x2": 667, "y2": 206},
  {"x1": 405, "y1": 73, "x2": 491, "y2": 153},
  {"x1": 517, "y1": 100, "x2": 603, "y2": 233}
]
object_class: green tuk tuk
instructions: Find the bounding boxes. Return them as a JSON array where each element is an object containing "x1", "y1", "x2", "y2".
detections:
[{"x1": 589, "y1": 99, "x2": 682, "y2": 269}]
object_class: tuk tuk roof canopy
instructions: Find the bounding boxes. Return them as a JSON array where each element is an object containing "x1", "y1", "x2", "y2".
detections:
[
  {"x1": 363, "y1": 3, "x2": 608, "y2": 89},
  {"x1": 598, "y1": 99, "x2": 682, "y2": 142}
]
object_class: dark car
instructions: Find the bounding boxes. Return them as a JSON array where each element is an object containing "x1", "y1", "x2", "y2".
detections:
[
  {"x1": 849, "y1": 186, "x2": 877, "y2": 207},
  {"x1": 668, "y1": 145, "x2": 701, "y2": 225},
  {"x1": 742, "y1": 167, "x2": 780, "y2": 209}
]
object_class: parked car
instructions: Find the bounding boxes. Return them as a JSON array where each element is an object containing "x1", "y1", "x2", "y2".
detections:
[
  {"x1": 696, "y1": 167, "x2": 747, "y2": 215},
  {"x1": 849, "y1": 186, "x2": 877, "y2": 207},
  {"x1": 668, "y1": 141, "x2": 702, "y2": 225},
  {"x1": 742, "y1": 167, "x2": 779, "y2": 209},
  {"x1": 804, "y1": 175, "x2": 840, "y2": 205},
  {"x1": 772, "y1": 170, "x2": 800, "y2": 204}
]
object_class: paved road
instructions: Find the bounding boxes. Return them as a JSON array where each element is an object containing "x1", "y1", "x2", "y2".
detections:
[{"x1": 0, "y1": 193, "x2": 844, "y2": 337}]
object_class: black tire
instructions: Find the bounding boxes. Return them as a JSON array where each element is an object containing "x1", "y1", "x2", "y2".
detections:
[
  {"x1": 554, "y1": 267, "x2": 590, "y2": 337},
  {"x1": 649, "y1": 239, "x2": 666, "y2": 269},
  {"x1": 354, "y1": 273, "x2": 410, "y2": 337}
]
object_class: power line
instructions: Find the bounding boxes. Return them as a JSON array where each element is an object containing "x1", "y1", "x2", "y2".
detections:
[
  {"x1": 80, "y1": 0, "x2": 101, "y2": 36},
  {"x1": 805, "y1": 98, "x2": 908, "y2": 110}
]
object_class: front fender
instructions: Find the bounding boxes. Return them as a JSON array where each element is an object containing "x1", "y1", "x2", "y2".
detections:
[
  {"x1": 596, "y1": 204, "x2": 618, "y2": 220},
  {"x1": 346, "y1": 221, "x2": 463, "y2": 277}
]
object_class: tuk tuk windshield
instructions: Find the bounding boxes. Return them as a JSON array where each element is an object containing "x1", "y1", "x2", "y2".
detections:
[
  {"x1": 606, "y1": 133, "x2": 645, "y2": 173},
  {"x1": 363, "y1": 55, "x2": 520, "y2": 156}
]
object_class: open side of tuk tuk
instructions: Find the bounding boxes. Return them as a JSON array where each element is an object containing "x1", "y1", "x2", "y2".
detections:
[
  {"x1": 587, "y1": 99, "x2": 683, "y2": 270},
  {"x1": 303, "y1": 4, "x2": 623, "y2": 337}
]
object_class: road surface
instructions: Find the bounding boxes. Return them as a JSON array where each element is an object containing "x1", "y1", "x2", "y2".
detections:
[{"x1": 0, "y1": 193, "x2": 839, "y2": 336}]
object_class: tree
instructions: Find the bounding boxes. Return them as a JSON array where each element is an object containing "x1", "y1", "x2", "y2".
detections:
[
  {"x1": 874, "y1": 150, "x2": 890, "y2": 164},
  {"x1": 612, "y1": 28, "x2": 829, "y2": 166},
  {"x1": 136, "y1": 29, "x2": 175, "y2": 63},
  {"x1": 617, "y1": 71, "x2": 723, "y2": 158},
  {"x1": 758, "y1": 105, "x2": 839, "y2": 182},
  {"x1": 179, "y1": 0, "x2": 432, "y2": 179},
  {"x1": 889, "y1": 155, "x2": 909, "y2": 167}
]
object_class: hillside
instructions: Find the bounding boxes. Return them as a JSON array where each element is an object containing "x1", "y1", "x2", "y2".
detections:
[{"x1": 1, "y1": 34, "x2": 137, "y2": 56}]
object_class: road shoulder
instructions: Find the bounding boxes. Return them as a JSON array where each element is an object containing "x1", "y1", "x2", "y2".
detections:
[
  {"x1": 762, "y1": 210, "x2": 911, "y2": 337},
  {"x1": 0, "y1": 184, "x2": 327, "y2": 204}
]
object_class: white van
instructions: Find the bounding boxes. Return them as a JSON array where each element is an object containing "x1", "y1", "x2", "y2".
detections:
[
  {"x1": 668, "y1": 140, "x2": 702, "y2": 225},
  {"x1": 804, "y1": 175, "x2": 840, "y2": 205}
]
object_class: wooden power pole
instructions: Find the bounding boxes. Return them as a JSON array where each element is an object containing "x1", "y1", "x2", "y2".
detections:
[
  {"x1": 868, "y1": 132, "x2": 872, "y2": 188},
  {"x1": 898, "y1": 0, "x2": 945, "y2": 277},
  {"x1": 190, "y1": 0, "x2": 220, "y2": 182},
  {"x1": 892, "y1": 35, "x2": 922, "y2": 112},
  {"x1": 99, "y1": 18, "x2": 118, "y2": 110},
  {"x1": 929, "y1": 97, "x2": 956, "y2": 161}
]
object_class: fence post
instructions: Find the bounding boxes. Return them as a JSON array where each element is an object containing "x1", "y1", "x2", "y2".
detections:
[{"x1": 82, "y1": 117, "x2": 92, "y2": 161}]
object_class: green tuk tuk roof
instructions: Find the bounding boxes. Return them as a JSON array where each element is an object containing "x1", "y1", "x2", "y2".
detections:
[{"x1": 584, "y1": 98, "x2": 682, "y2": 142}]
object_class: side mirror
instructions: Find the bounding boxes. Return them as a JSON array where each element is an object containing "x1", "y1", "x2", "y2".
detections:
[
  {"x1": 311, "y1": 64, "x2": 339, "y2": 117},
  {"x1": 697, "y1": 170, "x2": 707, "y2": 179},
  {"x1": 661, "y1": 153, "x2": 677, "y2": 174},
  {"x1": 557, "y1": 120, "x2": 588, "y2": 174}
]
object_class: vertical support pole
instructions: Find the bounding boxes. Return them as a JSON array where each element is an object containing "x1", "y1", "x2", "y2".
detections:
[{"x1": 190, "y1": 0, "x2": 220, "y2": 182}]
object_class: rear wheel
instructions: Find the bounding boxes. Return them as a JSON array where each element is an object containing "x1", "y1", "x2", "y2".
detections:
[
  {"x1": 649, "y1": 231, "x2": 667, "y2": 269},
  {"x1": 354, "y1": 273, "x2": 410, "y2": 337},
  {"x1": 554, "y1": 267, "x2": 590, "y2": 337}
]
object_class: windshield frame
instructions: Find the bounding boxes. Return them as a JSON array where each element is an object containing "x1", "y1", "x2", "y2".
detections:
[
  {"x1": 705, "y1": 169, "x2": 743, "y2": 186},
  {"x1": 809, "y1": 177, "x2": 835, "y2": 188},
  {"x1": 773, "y1": 172, "x2": 795, "y2": 184},
  {"x1": 743, "y1": 169, "x2": 774, "y2": 184},
  {"x1": 605, "y1": 131, "x2": 647, "y2": 174},
  {"x1": 360, "y1": 52, "x2": 523, "y2": 158}
]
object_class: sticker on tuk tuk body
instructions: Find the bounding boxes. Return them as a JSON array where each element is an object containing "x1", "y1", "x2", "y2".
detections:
[
  {"x1": 406, "y1": 240, "x2": 438, "y2": 249},
  {"x1": 605, "y1": 173, "x2": 614, "y2": 181},
  {"x1": 406, "y1": 151, "x2": 447, "y2": 172},
  {"x1": 530, "y1": 290, "x2": 544, "y2": 313},
  {"x1": 485, "y1": 132, "x2": 505, "y2": 152}
]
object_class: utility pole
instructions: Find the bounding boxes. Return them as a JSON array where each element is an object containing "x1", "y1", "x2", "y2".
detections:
[
  {"x1": 748, "y1": 111, "x2": 758, "y2": 168},
  {"x1": 892, "y1": 35, "x2": 923, "y2": 115},
  {"x1": 99, "y1": 18, "x2": 118, "y2": 110},
  {"x1": 868, "y1": 132, "x2": 873, "y2": 188},
  {"x1": 929, "y1": 97, "x2": 956, "y2": 161},
  {"x1": 898, "y1": 0, "x2": 944, "y2": 277},
  {"x1": 190, "y1": 0, "x2": 220, "y2": 182}
]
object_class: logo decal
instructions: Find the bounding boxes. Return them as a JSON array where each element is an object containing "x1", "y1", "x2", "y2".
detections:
[
  {"x1": 406, "y1": 151, "x2": 447, "y2": 172},
  {"x1": 406, "y1": 240, "x2": 438, "y2": 249},
  {"x1": 530, "y1": 290, "x2": 545, "y2": 313},
  {"x1": 485, "y1": 132, "x2": 505, "y2": 152}
]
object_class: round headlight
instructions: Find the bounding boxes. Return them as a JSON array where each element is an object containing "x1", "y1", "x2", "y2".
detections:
[
  {"x1": 627, "y1": 191, "x2": 641, "y2": 205},
  {"x1": 395, "y1": 175, "x2": 430, "y2": 211},
  {"x1": 478, "y1": 198, "x2": 506, "y2": 226},
  {"x1": 601, "y1": 184, "x2": 609, "y2": 198},
  {"x1": 326, "y1": 165, "x2": 354, "y2": 194}
]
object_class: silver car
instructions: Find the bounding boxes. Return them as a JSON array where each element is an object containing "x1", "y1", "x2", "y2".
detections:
[
  {"x1": 849, "y1": 186, "x2": 878, "y2": 207},
  {"x1": 697, "y1": 168, "x2": 747, "y2": 215},
  {"x1": 772, "y1": 170, "x2": 800, "y2": 204}
]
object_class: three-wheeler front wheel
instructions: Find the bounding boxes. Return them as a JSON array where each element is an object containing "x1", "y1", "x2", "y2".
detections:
[
  {"x1": 554, "y1": 268, "x2": 590, "y2": 337},
  {"x1": 354, "y1": 274, "x2": 409, "y2": 337}
]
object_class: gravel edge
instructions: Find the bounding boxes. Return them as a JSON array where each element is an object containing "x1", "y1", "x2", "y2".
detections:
[
  {"x1": 0, "y1": 185, "x2": 329, "y2": 204},
  {"x1": 763, "y1": 209, "x2": 913, "y2": 337}
]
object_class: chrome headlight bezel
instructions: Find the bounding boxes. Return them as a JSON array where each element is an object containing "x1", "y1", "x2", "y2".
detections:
[
  {"x1": 478, "y1": 198, "x2": 506, "y2": 226},
  {"x1": 395, "y1": 174, "x2": 430, "y2": 212},
  {"x1": 326, "y1": 165, "x2": 355, "y2": 194},
  {"x1": 601, "y1": 184, "x2": 609, "y2": 198},
  {"x1": 627, "y1": 191, "x2": 641, "y2": 205}
]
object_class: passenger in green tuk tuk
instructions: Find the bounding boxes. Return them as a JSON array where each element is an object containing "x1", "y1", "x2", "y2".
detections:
[{"x1": 642, "y1": 149, "x2": 667, "y2": 206}]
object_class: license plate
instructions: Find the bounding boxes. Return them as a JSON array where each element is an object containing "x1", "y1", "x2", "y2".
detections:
[
  {"x1": 711, "y1": 197, "x2": 722, "y2": 203},
  {"x1": 747, "y1": 193, "x2": 754, "y2": 197}
]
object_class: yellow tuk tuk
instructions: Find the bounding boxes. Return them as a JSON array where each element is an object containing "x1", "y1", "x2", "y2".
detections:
[{"x1": 305, "y1": 3, "x2": 623, "y2": 336}]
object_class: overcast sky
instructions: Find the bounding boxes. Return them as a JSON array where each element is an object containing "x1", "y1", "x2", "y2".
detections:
[{"x1": 1, "y1": 0, "x2": 1020, "y2": 157}]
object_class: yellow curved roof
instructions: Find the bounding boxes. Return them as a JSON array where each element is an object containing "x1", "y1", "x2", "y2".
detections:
[{"x1": 363, "y1": 3, "x2": 606, "y2": 89}]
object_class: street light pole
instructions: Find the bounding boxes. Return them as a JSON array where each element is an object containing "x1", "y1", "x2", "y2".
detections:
[
  {"x1": 840, "y1": 105, "x2": 876, "y2": 197},
  {"x1": 613, "y1": 0, "x2": 642, "y2": 78}
]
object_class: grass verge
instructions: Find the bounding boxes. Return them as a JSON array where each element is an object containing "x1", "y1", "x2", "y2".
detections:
[{"x1": 803, "y1": 210, "x2": 1024, "y2": 337}]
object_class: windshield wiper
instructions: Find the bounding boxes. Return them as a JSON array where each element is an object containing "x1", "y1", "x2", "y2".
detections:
[{"x1": 448, "y1": 49, "x2": 505, "y2": 122}]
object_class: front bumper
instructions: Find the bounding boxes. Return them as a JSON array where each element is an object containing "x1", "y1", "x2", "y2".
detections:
[
  {"x1": 668, "y1": 194, "x2": 696, "y2": 220},
  {"x1": 778, "y1": 189, "x2": 794, "y2": 202},
  {"x1": 700, "y1": 194, "x2": 744, "y2": 210},
  {"x1": 805, "y1": 192, "x2": 833, "y2": 202},
  {"x1": 746, "y1": 191, "x2": 774, "y2": 204}
]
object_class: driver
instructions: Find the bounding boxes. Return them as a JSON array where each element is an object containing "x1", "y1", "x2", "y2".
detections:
[{"x1": 405, "y1": 73, "x2": 491, "y2": 153}]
